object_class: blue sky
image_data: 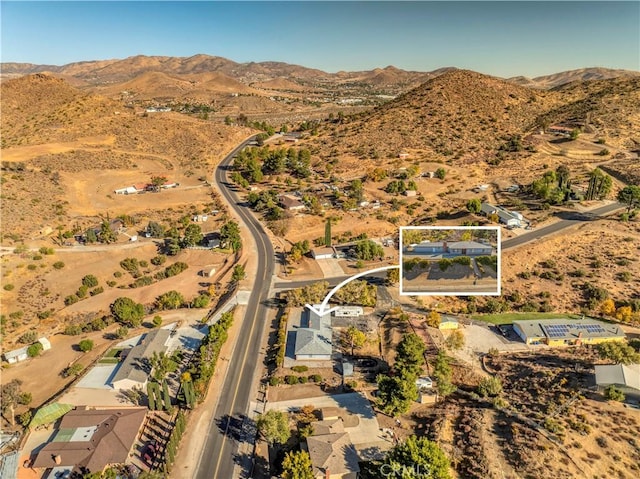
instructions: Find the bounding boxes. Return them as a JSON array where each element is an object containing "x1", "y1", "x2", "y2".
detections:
[{"x1": 1, "y1": 1, "x2": 638, "y2": 77}]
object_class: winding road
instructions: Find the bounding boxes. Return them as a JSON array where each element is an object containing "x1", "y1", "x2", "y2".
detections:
[{"x1": 195, "y1": 136, "x2": 275, "y2": 479}]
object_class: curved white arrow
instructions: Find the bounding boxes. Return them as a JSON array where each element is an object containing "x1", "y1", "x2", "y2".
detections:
[{"x1": 306, "y1": 264, "x2": 400, "y2": 316}]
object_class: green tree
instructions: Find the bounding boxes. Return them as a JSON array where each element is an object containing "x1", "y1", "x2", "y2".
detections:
[
  {"x1": 466, "y1": 198, "x2": 482, "y2": 214},
  {"x1": 324, "y1": 218, "x2": 332, "y2": 247},
  {"x1": 281, "y1": 450, "x2": 314, "y2": 479},
  {"x1": 0, "y1": 379, "x2": 23, "y2": 426},
  {"x1": 85, "y1": 228, "x2": 98, "y2": 244},
  {"x1": 232, "y1": 264, "x2": 246, "y2": 282},
  {"x1": 386, "y1": 267, "x2": 400, "y2": 285},
  {"x1": 150, "y1": 351, "x2": 178, "y2": 381},
  {"x1": 150, "y1": 175, "x2": 167, "y2": 192},
  {"x1": 617, "y1": 185, "x2": 640, "y2": 213},
  {"x1": 220, "y1": 220, "x2": 242, "y2": 252},
  {"x1": 434, "y1": 167, "x2": 446, "y2": 180},
  {"x1": 377, "y1": 374, "x2": 418, "y2": 416},
  {"x1": 354, "y1": 240, "x2": 384, "y2": 261},
  {"x1": 116, "y1": 326, "x2": 129, "y2": 339},
  {"x1": 256, "y1": 409, "x2": 290, "y2": 446},
  {"x1": 182, "y1": 224, "x2": 203, "y2": 247},
  {"x1": 27, "y1": 343, "x2": 43, "y2": 357},
  {"x1": 110, "y1": 297, "x2": 145, "y2": 327},
  {"x1": 597, "y1": 341, "x2": 640, "y2": 365},
  {"x1": 78, "y1": 339, "x2": 94, "y2": 352},
  {"x1": 146, "y1": 221, "x2": 165, "y2": 238},
  {"x1": 156, "y1": 290, "x2": 185, "y2": 310},
  {"x1": 99, "y1": 220, "x2": 118, "y2": 244},
  {"x1": 433, "y1": 351, "x2": 456, "y2": 397},
  {"x1": 604, "y1": 385, "x2": 625, "y2": 402},
  {"x1": 383, "y1": 435, "x2": 452, "y2": 479},
  {"x1": 570, "y1": 128, "x2": 580, "y2": 140},
  {"x1": 343, "y1": 326, "x2": 366, "y2": 356},
  {"x1": 63, "y1": 363, "x2": 85, "y2": 378},
  {"x1": 395, "y1": 333, "x2": 425, "y2": 379}
]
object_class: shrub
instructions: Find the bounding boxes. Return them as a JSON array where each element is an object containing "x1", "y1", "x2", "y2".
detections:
[
  {"x1": 64, "y1": 294, "x2": 80, "y2": 306},
  {"x1": 39, "y1": 247, "x2": 55, "y2": 255},
  {"x1": 27, "y1": 264, "x2": 36, "y2": 270},
  {"x1": 19, "y1": 411, "x2": 32, "y2": 427},
  {"x1": 106, "y1": 280, "x2": 117, "y2": 287},
  {"x1": 618, "y1": 271, "x2": 632, "y2": 282},
  {"x1": 299, "y1": 376, "x2": 308, "y2": 384},
  {"x1": 3, "y1": 284, "x2": 14, "y2": 291},
  {"x1": 78, "y1": 339, "x2": 94, "y2": 352},
  {"x1": 151, "y1": 255, "x2": 167, "y2": 266},
  {"x1": 309, "y1": 374, "x2": 322, "y2": 383},
  {"x1": 76, "y1": 285, "x2": 88, "y2": 299},
  {"x1": 64, "y1": 325, "x2": 83, "y2": 335},
  {"x1": 27, "y1": 342, "x2": 43, "y2": 357},
  {"x1": 285, "y1": 375, "x2": 298, "y2": 385},
  {"x1": 82, "y1": 275, "x2": 99, "y2": 288},
  {"x1": 116, "y1": 326, "x2": 129, "y2": 339},
  {"x1": 604, "y1": 385, "x2": 625, "y2": 402},
  {"x1": 478, "y1": 376, "x2": 503, "y2": 397},
  {"x1": 53, "y1": 261, "x2": 65, "y2": 269},
  {"x1": 192, "y1": 294, "x2": 210, "y2": 308},
  {"x1": 113, "y1": 271, "x2": 123, "y2": 278},
  {"x1": 36, "y1": 310, "x2": 51, "y2": 320},
  {"x1": 62, "y1": 363, "x2": 85, "y2": 378},
  {"x1": 292, "y1": 365, "x2": 309, "y2": 373},
  {"x1": 90, "y1": 286, "x2": 104, "y2": 296},
  {"x1": 139, "y1": 260, "x2": 149, "y2": 268},
  {"x1": 152, "y1": 315, "x2": 163, "y2": 327},
  {"x1": 18, "y1": 331, "x2": 38, "y2": 344},
  {"x1": 269, "y1": 376, "x2": 282, "y2": 386},
  {"x1": 32, "y1": 254, "x2": 43, "y2": 260}
]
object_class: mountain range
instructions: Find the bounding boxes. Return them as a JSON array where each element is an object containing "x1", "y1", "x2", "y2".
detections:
[{"x1": 2, "y1": 54, "x2": 638, "y2": 90}]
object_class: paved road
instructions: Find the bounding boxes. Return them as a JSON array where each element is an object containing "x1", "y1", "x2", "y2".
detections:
[
  {"x1": 501, "y1": 202, "x2": 623, "y2": 250},
  {"x1": 274, "y1": 202, "x2": 624, "y2": 291},
  {"x1": 196, "y1": 136, "x2": 275, "y2": 479}
]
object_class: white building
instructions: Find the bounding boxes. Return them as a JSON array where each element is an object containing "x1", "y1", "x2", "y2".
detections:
[
  {"x1": 3, "y1": 346, "x2": 29, "y2": 364},
  {"x1": 333, "y1": 306, "x2": 364, "y2": 318}
]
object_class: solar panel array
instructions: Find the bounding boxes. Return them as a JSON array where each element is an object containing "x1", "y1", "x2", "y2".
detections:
[
  {"x1": 543, "y1": 323, "x2": 606, "y2": 338},
  {"x1": 544, "y1": 324, "x2": 570, "y2": 338}
]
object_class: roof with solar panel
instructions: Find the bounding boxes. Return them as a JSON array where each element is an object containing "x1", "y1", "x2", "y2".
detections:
[{"x1": 513, "y1": 318, "x2": 625, "y2": 341}]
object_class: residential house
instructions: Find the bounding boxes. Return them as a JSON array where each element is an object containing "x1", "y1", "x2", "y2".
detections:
[
  {"x1": 38, "y1": 337, "x2": 52, "y2": 351},
  {"x1": 595, "y1": 363, "x2": 640, "y2": 402},
  {"x1": 409, "y1": 241, "x2": 493, "y2": 256},
  {"x1": 438, "y1": 318, "x2": 459, "y2": 330},
  {"x1": 279, "y1": 194, "x2": 306, "y2": 212},
  {"x1": 110, "y1": 329, "x2": 171, "y2": 390},
  {"x1": 32, "y1": 406, "x2": 147, "y2": 475},
  {"x1": 305, "y1": 417, "x2": 360, "y2": 479},
  {"x1": 3, "y1": 346, "x2": 29, "y2": 364},
  {"x1": 294, "y1": 306, "x2": 333, "y2": 361},
  {"x1": 480, "y1": 202, "x2": 525, "y2": 228},
  {"x1": 513, "y1": 319, "x2": 625, "y2": 346}
]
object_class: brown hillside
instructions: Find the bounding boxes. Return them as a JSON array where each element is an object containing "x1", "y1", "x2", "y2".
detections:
[
  {"x1": 532, "y1": 67, "x2": 640, "y2": 89},
  {"x1": 314, "y1": 69, "x2": 555, "y2": 165}
]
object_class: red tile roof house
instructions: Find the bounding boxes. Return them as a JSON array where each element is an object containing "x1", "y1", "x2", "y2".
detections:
[{"x1": 32, "y1": 406, "x2": 147, "y2": 475}]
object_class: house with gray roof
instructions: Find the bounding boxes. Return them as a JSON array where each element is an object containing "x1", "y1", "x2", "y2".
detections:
[
  {"x1": 513, "y1": 318, "x2": 625, "y2": 346},
  {"x1": 111, "y1": 329, "x2": 171, "y2": 390},
  {"x1": 595, "y1": 363, "x2": 640, "y2": 402},
  {"x1": 407, "y1": 240, "x2": 493, "y2": 256},
  {"x1": 294, "y1": 306, "x2": 333, "y2": 360}
]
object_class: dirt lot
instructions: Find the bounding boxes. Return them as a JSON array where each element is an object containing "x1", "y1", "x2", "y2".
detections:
[{"x1": 1, "y1": 244, "x2": 230, "y2": 346}]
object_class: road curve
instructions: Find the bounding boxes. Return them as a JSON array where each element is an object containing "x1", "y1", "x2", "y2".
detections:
[{"x1": 196, "y1": 136, "x2": 275, "y2": 479}]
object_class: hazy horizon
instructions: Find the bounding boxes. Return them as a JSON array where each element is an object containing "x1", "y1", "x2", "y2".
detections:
[{"x1": 1, "y1": 1, "x2": 638, "y2": 78}]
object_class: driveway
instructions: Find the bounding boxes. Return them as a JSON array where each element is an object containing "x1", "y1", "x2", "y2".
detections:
[{"x1": 316, "y1": 258, "x2": 346, "y2": 278}]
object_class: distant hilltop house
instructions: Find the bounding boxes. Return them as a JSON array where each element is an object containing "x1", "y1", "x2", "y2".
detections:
[
  {"x1": 547, "y1": 125, "x2": 574, "y2": 135},
  {"x1": 595, "y1": 363, "x2": 640, "y2": 402},
  {"x1": 408, "y1": 240, "x2": 493, "y2": 256},
  {"x1": 398, "y1": 152, "x2": 410, "y2": 159},
  {"x1": 145, "y1": 106, "x2": 172, "y2": 113},
  {"x1": 279, "y1": 194, "x2": 306, "y2": 212},
  {"x1": 513, "y1": 318, "x2": 625, "y2": 346},
  {"x1": 481, "y1": 202, "x2": 527, "y2": 228},
  {"x1": 294, "y1": 306, "x2": 333, "y2": 361},
  {"x1": 115, "y1": 181, "x2": 177, "y2": 195}
]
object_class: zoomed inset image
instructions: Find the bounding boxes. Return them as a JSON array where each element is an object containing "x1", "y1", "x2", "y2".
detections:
[{"x1": 400, "y1": 226, "x2": 500, "y2": 295}]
